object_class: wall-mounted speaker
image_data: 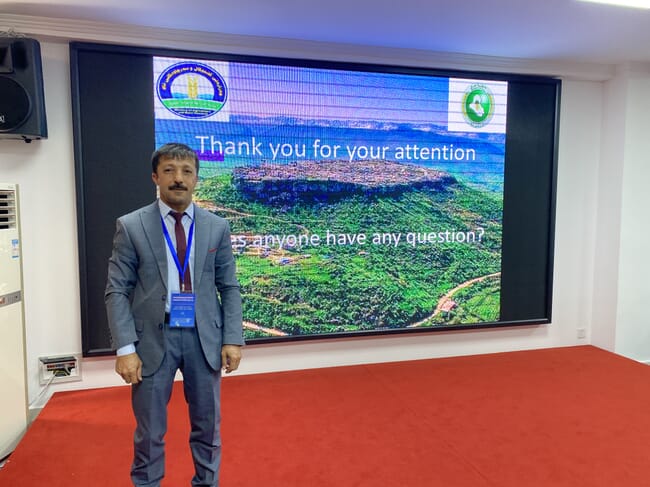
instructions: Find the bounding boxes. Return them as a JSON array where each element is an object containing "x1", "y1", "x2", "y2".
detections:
[{"x1": 0, "y1": 38, "x2": 48, "y2": 143}]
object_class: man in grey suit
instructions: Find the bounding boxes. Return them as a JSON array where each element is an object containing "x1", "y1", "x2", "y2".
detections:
[{"x1": 105, "y1": 142, "x2": 244, "y2": 487}]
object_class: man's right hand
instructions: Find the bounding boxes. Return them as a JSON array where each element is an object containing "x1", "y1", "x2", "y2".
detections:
[{"x1": 115, "y1": 352, "x2": 143, "y2": 384}]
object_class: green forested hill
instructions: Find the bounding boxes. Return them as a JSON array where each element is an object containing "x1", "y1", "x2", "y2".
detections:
[{"x1": 196, "y1": 171, "x2": 502, "y2": 338}]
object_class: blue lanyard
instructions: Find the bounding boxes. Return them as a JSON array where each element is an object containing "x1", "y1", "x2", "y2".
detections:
[{"x1": 161, "y1": 214, "x2": 195, "y2": 290}]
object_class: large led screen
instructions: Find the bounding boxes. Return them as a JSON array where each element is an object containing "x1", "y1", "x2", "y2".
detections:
[{"x1": 70, "y1": 42, "x2": 559, "y2": 353}]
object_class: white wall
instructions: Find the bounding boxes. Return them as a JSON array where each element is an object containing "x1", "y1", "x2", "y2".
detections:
[
  {"x1": 591, "y1": 70, "x2": 626, "y2": 351},
  {"x1": 589, "y1": 63, "x2": 650, "y2": 359},
  {"x1": 0, "y1": 20, "x2": 632, "y2": 411},
  {"x1": 613, "y1": 64, "x2": 650, "y2": 360},
  {"x1": 1, "y1": 40, "x2": 83, "y2": 409}
]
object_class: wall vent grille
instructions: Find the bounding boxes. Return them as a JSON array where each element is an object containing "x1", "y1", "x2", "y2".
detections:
[{"x1": 0, "y1": 189, "x2": 17, "y2": 230}]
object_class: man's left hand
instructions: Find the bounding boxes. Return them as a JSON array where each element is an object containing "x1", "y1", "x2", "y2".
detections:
[{"x1": 221, "y1": 344, "x2": 242, "y2": 374}]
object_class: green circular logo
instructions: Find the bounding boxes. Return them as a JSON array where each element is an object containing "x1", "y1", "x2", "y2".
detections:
[{"x1": 462, "y1": 84, "x2": 495, "y2": 128}]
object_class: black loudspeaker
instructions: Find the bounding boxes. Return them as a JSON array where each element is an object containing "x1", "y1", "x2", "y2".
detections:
[{"x1": 0, "y1": 37, "x2": 48, "y2": 142}]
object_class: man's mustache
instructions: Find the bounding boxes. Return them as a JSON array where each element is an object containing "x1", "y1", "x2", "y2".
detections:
[{"x1": 169, "y1": 184, "x2": 188, "y2": 191}]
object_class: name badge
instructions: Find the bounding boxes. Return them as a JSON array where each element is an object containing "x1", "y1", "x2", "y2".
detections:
[{"x1": 169, "y1": 292, "x2": 196, "y2": 328}]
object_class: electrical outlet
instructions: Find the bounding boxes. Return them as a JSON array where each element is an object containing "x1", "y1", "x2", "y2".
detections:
[
  {"x1": 39, "y1": 354, "x2": 82, "y2": 385},
  {"x1": 577, "y1": 328, "x2": 587, "y2": 339}
]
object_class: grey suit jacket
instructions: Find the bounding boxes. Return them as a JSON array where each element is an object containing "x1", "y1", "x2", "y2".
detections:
[{"x1": 105, "y1": 201, "x2": 244, "y2": 376}]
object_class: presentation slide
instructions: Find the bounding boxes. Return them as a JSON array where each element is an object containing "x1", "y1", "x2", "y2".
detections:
[{"x1": 153, "y1": 57, "x2": 508, "y2": 340}]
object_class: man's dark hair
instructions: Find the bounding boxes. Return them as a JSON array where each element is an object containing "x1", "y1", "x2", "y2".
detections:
[{"x1": 151, "y1": 143, "x2": 200, "y2": 173}]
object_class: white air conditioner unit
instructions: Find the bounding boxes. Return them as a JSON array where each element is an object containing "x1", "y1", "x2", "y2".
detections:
[{"x1": 0, "y1": 183, "x2": 28, "y2": 459}]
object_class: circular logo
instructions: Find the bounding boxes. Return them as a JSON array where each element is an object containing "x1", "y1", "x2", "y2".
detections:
[
  {"x1": 156, "y1": 61, "x2": 227, "y2": 119},
  {"x1": 462, "y1": 84, "x2": 495, "y2": 128}
]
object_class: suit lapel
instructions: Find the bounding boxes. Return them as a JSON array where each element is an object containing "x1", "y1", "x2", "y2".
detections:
[
  {"x1": 192, "y1": 205, "x2": 210, "y2": 288},
  {"x1": 141, "y1": 201, "x2": 168, "y2": 289}
]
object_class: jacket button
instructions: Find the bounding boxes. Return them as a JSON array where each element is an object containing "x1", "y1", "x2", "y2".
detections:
[
  {"x1": 161, "y1": 294, "x2": 166, "y2": 301},
  {"x1": 159, "y1": 323, "x2": 163, "y2": 329}
]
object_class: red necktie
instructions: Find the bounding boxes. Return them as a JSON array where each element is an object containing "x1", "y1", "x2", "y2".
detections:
[{"x1": 170, "y1": 211, "x2": 192, "y2": 292}]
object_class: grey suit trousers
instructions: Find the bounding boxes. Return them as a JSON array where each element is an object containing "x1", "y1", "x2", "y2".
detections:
[{"x1": 130, "y1": 325, "x2": 221, "y2": 487}]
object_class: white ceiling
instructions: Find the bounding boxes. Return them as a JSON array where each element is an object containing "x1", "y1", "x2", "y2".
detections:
[{"x1": 0, "y1": 0, "x2": 649, "y2": 65}]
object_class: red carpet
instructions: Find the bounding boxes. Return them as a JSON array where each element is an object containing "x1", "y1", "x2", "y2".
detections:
[{"x1": 3, "y1": 345, "x2": 650, "y2": 486}]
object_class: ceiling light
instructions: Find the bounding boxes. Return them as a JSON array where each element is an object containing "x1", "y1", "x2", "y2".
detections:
[{"x1": 579, "y1": 0, "x2": 650, "y2": 8}]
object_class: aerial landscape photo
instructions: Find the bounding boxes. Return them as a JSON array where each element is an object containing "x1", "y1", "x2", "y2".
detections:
[{"x1": 195, "y1": 156, "x2": 503, "y2": 340}]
